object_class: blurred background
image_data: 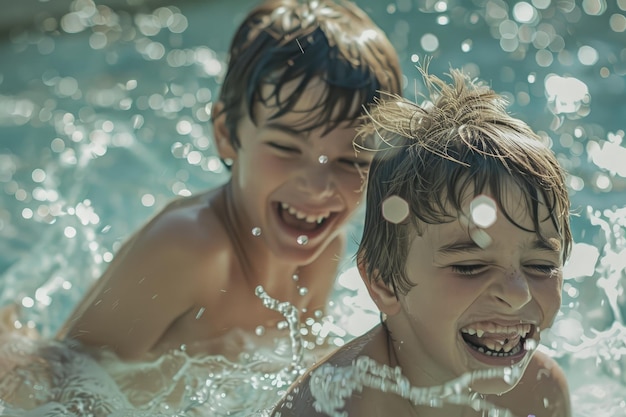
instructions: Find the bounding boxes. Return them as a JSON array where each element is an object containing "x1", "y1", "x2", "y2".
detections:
[{"x1": 0, "y1": 0, "x2": 625, "y2": 415}]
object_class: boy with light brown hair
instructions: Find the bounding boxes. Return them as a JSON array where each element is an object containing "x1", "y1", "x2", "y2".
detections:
[
  {"x1": 56, "y1": 0, "x2": 402, "y2": 360},
  {"x1": 271, "y1": 68, "x2": 572, "y2": 417}
]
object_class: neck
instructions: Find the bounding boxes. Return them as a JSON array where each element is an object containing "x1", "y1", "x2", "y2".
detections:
[
  {"x1": 381, "y1": 322, "x2": 480, "y2": 417},
  {"x1": 218, "y1": 182, "x2": 299, "y2": 292},
  {"x1": 385, "y1": 316, "x2": 474, "y2": 388}
]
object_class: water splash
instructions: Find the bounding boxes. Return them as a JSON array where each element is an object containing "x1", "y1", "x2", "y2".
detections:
[
  {"x1": 543, "y1": 205, "x2": 626, "y2": 415},
  {"x1": 308, "y1": 356, "x2": 518, "y2": 417},
  {"x1": 0, "y1": 286, "x2": 313, "y2": 417},
  {"x1": 0, "y1": 0, "x2": 625, "y2": 416},
  {"x1": 254, "y1": 286, "x2": 304, "y2": 373}
]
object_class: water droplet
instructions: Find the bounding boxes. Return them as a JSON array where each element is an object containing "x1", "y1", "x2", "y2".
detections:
[
  {"x1": 299, "y1": 287, "x2": 309, "y2": 296},
  {"x1": 524, "y1": 338, "x2": 538, "y2": 351},
  {"x1": 318, "y1": 155, "x2": 328, "y2": 164},
  {"x1": 251, "y1": 227, "x2": 262, "y2": 236},
  {"x1": 255, "y1": 325, "x2": 265, "y2": 336},
  {"x1": 296, "y1": 235, "x2": 308, "y2": 245}
]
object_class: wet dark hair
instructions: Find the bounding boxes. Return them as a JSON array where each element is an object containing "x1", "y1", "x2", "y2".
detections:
[
  {"x1": 214, "y1": 0, "x2": 402, "y2": 149},
  {"x1": 356, "y1": 68, "x2": 572, "y2": 295}
]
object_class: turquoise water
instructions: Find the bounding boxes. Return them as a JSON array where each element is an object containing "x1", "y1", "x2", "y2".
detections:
[{"x1": 0, "y1": 0, "x2": 625, "y2": 415}]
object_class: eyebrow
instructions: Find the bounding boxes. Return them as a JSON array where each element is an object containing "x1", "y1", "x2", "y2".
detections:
[
  {"x1": 533, "y1": 237, "x2": 562, "y2": 253},
  {"x1": 437, "y1": 239, "x2": 482, "y2": 256},
  {"x1": 265, "y1": 122, "x2": 310, "y2": 140},
  {"x1": 437, "y1": 236, "x2": 562, "y2": 256}
]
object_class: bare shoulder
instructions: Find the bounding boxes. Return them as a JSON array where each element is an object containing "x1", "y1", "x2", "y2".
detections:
[
  {"x1": 491, "y1": 350, "x2": 571, "y2": 417},
  {"x1": 142, "y1": 188, "x2": 230, "y2": 254},
  {"x1": 57, "y1": 188, "x2": 234, "y2": 358},
  {"x1": 109, "y1": 187, "x2": 240, "y2": 302},
  {"x1": 272, "y1": 327, "x2": 390, "y2": 417},
  {"x1": 104, "y1": 188, "x2": 233, "y2": 293}
]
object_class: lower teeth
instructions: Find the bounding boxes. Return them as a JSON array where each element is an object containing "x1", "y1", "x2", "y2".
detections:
[{"x1": 473, "y1": 343, "x2": 522, "y2": 357}]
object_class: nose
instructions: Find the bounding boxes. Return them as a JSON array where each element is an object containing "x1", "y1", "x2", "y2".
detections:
[
  {"x1": 492, "y1": 269, "x2": 532, "y2": 310},
  {"x1": 296, "y1": 163, "x2": 335, "y2": 198}
]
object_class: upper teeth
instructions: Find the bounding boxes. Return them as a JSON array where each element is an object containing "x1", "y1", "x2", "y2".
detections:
[
  {"x1": 461, "y1": 323, "x2": 531, "y2": 338},
  {"x1": 281, "y1": 203, "x2": 330, "y2": 224}
]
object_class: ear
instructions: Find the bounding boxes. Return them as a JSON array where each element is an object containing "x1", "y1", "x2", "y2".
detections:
[
  {"x1": 357, "y1": 256, "x2": 401, "y2": 316},
  {"x1": 212, "y1": 101, "x2": 237, "y2": 162}
]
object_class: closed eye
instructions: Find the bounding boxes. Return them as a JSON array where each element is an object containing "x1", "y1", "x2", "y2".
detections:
[
  {"x1": 450, "y1": 264, "x2": 487, "y2": 277},
  {"x1": 267, "y1": 142, "x2": 300, "y2": 154},
  {"x1": 452, "y1": 264, "x2": 559, "y2": 278},
  {"x1": 339, "y1": 158, "x2": 371, "y2": 173},
  {"x1": 526, "y1": 264, "x2": 560, "y2": 276}
]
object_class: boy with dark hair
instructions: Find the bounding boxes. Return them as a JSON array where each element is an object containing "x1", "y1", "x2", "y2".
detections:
[
  {"x1": 271, "y1": 68, "x2": 572, "y2": 417},
  {"x1": 56, "y1": 0, "x2": 402, "y2": 360}
]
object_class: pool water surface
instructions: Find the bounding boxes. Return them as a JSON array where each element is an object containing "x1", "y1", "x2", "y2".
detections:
[{"x1": 0, "y1": 0, "x2": 625, "y2": 415}]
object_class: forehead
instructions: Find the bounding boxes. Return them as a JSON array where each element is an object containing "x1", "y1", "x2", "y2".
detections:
[
  {"x1": 252, "y1": 76, "x2": 361, "y2": 133},
  {"x1": 427, "y1": 184, "x2": 561, "y2": 240}
]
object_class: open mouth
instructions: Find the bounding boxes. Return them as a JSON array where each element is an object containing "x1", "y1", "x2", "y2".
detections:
[
  {"x1": 460, "y1": 323, "x2": 534, "y2": 358},
  {"x1": 277, "y1": 202, "x2": 334, "y2": 233}
]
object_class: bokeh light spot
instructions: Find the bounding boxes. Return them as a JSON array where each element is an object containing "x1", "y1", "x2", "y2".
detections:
[
  {"x1": 31, "y1": 169, "x2": 46, "y2": 183},
  {"x1": 141, "y1": 193, "x2": 155, "y2": 207},
  {"x1": 420, "y1": 33, "x2": 439, "y2": 52},
  {"x1": 470, "y1": 195, "x2": 498, "y2": 228},
  {"x1": 513, "y1": 2, "x2": 537, "y2": 23},
  {"x1": 532, "y1": 0, "x2": 552, "y2": 9},
  {"x1": 577, "y1": 45, "x2": 599, "y2": 66},
  {"x1": 594, "y1": 173, "x2": 612, "y2": 191},
  {"x1": 535, "y1": 49, "x2": 553, "y2": 67},
  {"x1": 582, "y1": 0, "x2": 607, "y2": 15},
  {"x1": 21, "y1": 297, "x2": 35, "y2": 308},
  {"x1": 382, "y1": 195, "x2": 409, "y2": 224},
  {"x1": 64, "y1": 226, "x2": 77, "y2": 238},
  {"x1": 609, "y1": 14, "x2": 626, "y2": 32}
]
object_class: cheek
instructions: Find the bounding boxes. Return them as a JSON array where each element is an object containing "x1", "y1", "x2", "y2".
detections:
[
  {"x1": 242, "y1": 152, "x2": 292, "y2": 183},
  {"x1": 442, "y1": 275, "x2": 488, "y2": 302},
  {"x1": 410, "y1": 280, "x2": 479, "y2": 320},
  {"x1": 532, "y1": 279, "x2": 563, "y2": 325},
  {"x1": 334, "y1": 172, "x2": 367, "y2": 202}
]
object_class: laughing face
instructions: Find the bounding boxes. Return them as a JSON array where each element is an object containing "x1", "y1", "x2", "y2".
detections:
[
  {"x1": 219, "y1": 79, "x2": 372, "y2": 265},
  {"x1": 384, "y1": 185, "x2": 564, "y2": 395}
]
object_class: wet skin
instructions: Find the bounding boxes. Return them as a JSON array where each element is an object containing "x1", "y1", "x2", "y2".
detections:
[
  {"x1": 379, "y1": 186, "x2": 563, "y2": 396},
  {"x1": 272, "y1": 185, "x2": 572, "y2": 417},
  {"x1": 219, "y1": 79, "x2": 372, "y2": 267},
  {"x1": 57, "y1": 79, "x2": 373, "y2": 360}
]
